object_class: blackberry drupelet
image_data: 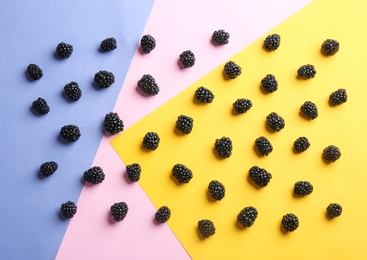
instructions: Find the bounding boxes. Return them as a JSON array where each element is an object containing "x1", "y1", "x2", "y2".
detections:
[
  {"x1": 110, "y1": 202, "x2": 129, "y2": 222},
  {"x1": 176, "y1": 115, "x2": 194, "y2": 134},
  {"x1": 60, "y1": 125, "x2": 81, "y2": 142},
  {"x1": 282, "y1": 213, "x2": 299, "y2": 232},
  {"x1": 249, "y1": 166, "x2": 272, "y2": 188},
  {"x1": 194, "y1": 86, "x2": 214, "y2": 103},
  {"x1": 140, "y1": 34, "x2": 156, "y2": 54},
  {"x1": 126, "y1": 163, "x2": 141, "y2": 182},
  {"x1": 27, "y1": 64, "x2": 43, "y2": 80},
  {"x1": 64, "y1": 82, "x2": 82, "y2": 101},
  {"x1": 32, "y1": 97, "x2": 50, "y2": 115},
  {"x1": 224, "y1": 61, "x2": 242, "y2": 79},
  {"x1": 297, "y1": 64, "x2": 316, "y2": 79},
  {"x1": 104, "y1": 112, "x2": 124, "y2": 135},
  {"x1": 100, "y1": 37, "x2": 117, "y2": 52},
  {"x1": 198, "y1": 219, "x2": 215, "y2": 238},
  {"x1": 323, "y1": 145, "x2": 341, "y2": 162},
  {"x1": 327, "y1": 203, "x2": 342, "y2": 218},
  {"x1": 179, "y1": 50, "x2": 196, "y2": 68},
  {"x1": 211, "y1": 29, "x2": 230, "y2": 45},
  {"x1": 255, "y1": 136, "x2": 273, "y2": 156},
  {"x1": 237, "y1": 206, "x2": 258, "y2": 227},
  {"x1": 208, "y1": 180, "x2": 226, "y2": 201},
  {"x1": 142, "y1": 132, "x2": 160, "y2": 150},
  {"x1": 322, "y1": 39, "x2": 339, "y2": 56},
  {"x1": 137, "y1": 74, "x2": 160, "y2": 96},
  {"x1": 40, "y1": 161, "x2": 58, "y2": 177},
  {"x1": 266, "y1": 112, "x2": 285, "y2": 132},
  {"x1": 300, "y1": 101, "x2": 318, "y2": 120},
  {"x1": 214, "y1": 137, "x2": 233, "y2": 158},
  {"x1": 60, "y1": 201, "x2": 77, "y2": 218},
  {"x1": 155, "y1": 206, "x2": 171, "y2": 223},
  {"x1": 233, "y1": 98, "x2": 252, "y2": 114},
  {"x1": 263, "y1": 34, "x2": 281, "y2": 51},
  {"x1": 83, "y1": 166, "x2": 105, "y2": 184},
  {"x1": 56, "y1": 42, "x2": 73, "y2": 58},
  {"x1": 329, "y1": 88, "x2": 347, "y2": 106},
  {"x1": 172, "y1": 164, "x2": 193, "y2": 184},
  {"x1": 293, "y1": 137, "x2": 310, "y2": 153},
  {"x1": 294, "y1": 181, "x2": 313, "y2": 196},
  {"x1": 261, "y1": 74, "x2": 278, "y2": 93},
  {"x1": 94, "y1": 70, "x2": 115, "y2": 88}
]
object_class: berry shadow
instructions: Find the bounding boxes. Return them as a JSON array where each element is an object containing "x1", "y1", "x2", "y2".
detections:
[
  {"x1": 206, "y1": 190, "x2": 218, "y2": 203},
  {"x1": 24, "y1": 70, "x2": 35, "y2": 82},
  {"x1": 29, "y1": 106, "x2": 44, "y2": 116},
  {"x1": 177, "y1": 59, "x2": 186, "y2": 70},
  {"x1": 58, "y1": 211, "x2": 69, "y2": 221},
  {"x1": 246, "y1": 175, "x2": 262, "y2": 190},
  {"x1": 91, "y1": 79, "x2": 101, "y2": 91},
  {"x1": 107, "y1": 210, "x2": 118, "y2": 225},
  {"x1": 222, "y1": 70, "x2": 231, "y2": 81},
  {"x1": 235, "y1": 219, "x2": 248, "y2": 231},
  {"x1": 57, "y1": 134, "x2": 71, "y2": 144},
  {"x1": 196, "y1": 227, "x2": 207, "y2": 241},
  {"x1": 299, "y1": 110, "x2": 312, "y2": 121},
  {"x1": 253, "y1": 144, "x2": 267, "y2": 157},
  {"x1": 280, "y1": 223, "x2": 289, "y2": 235},
  {"x1": 170, "y1": 173, "x2": 183, "y2": 186}
]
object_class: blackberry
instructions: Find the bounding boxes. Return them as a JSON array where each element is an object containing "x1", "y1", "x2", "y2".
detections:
[
  {"x1": 300, "y1": 101, "x2": 318, "y2": 120},
  {"x1": 100, "y1": 37, "x2": 117, "y2": 52},
  {"x1": 176, "y1": 115, "x2": 194, "y2": 134},
  {"x1": 297, "y1": 64, "x2": 316, "y2": 79},
  {"x1": 194, "y1": 86, "x2": 214, "y2": 103},
  {"x1": 155, "y1": 206, "x2": 171, "y2": 223},
  {"x1": 32, "y1": 97, "x2": 50, "y2": 115},
  {"x1": 261, "y1": 74, "x2": 278, "y2": 93},
  {"x1": 40, "y1": 161, "x2": 58, "y2": 177},
  {"x1": 263, "y1": 34, "x2": 281, "y2": 51},
  {"x1": 110, "y1": 202, "x2": 129, "y2": 222},
  {"x1": 322, "y1": 39, "x2": 339, "y2": 56},
  {"x1": 179, "y1": 50, "x2": 196, "y2": 68},
  {"x1": 211, "y1": 29, "x2": 230, "y2": 45},
  {"x1": 27, "y1": 64, "x2": 43, "y2": 80},
  {"x1": 293, "y1": 137, "x2": 310, "y2": 153},
  {"x1": 172, "y1": 164, "x2": 193, "y2": 184},
  {"x1": 126, "y1": 163, "x2": 141, "y2": 182},
  {"x1": 64, "y1": 82, "x2": 82, "y2": 101},
  {"x1": 323, "y1": 145, "x2": 341, "y2": 162},
  {"x1": 140, "y1": 34, "x2": 156, "y2": 54},
  {"x1": 142, "y1": 132, "x2": 160, "y2": 151},
  {"x1": 224, "y1": 61, "x2": 241, "y2": 79},
  {"x1": 137, "y1": 74, "x2": 160, "y2": 96},
  {"x1": 214, "y1": 137, "x2": 233, "y2": 158},
  {"x1": 326, "y1": 203, "x2": 342, "y2": 218},
  {"x1": 281, "y1": 213, "x2": 299, "y2": 232},
  {"x1": 83, "y1": 166, "x2": 105, "y2": 184},
  {"x1": 56, "y1": 42, "x2": 73, "y2": 58},
  {"x1": 329, "y1": 88, "x2": 347, "y2": 106},
  {"x1": 237, "y1": 206, "x2": 258, "y2": 227},
  {"x1": 60, "y1": 201, "x2": 77, "y2": 218},
  {"x1": 266, "y1": 112, "x2": 285, "y2": 132},
  {"x1": 294, "y1": 181, "x2": 313, "y2": 196},
  {"x1": 249, "y1": 166, "x2": 272, "y2": 188},
  {"x1": 233, "y1": 98, "x2": 252, "y2": 114},
  {"x1": 198, "y1": 219, "x2": 215, "y2": 238},
  {"x1": 94, "y1": 70, "x2": 115, "y2": 88},
  {"x1": 255, "y1": 136, "x2": 273, "y2": 156},
  {"x1": 60, "y1": 125, "x2": 81, "y2": 142},
  {"x1": 208, "y1": 180, "x2": 225, "y2": 201},
  {"x1": 104, "y1": 112, "x2": 124, "y2": 135}
]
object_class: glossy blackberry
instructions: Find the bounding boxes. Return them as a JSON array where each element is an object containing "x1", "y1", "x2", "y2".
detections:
[
  {"x1": 211, "y1": 29, "x2": 230, "y2": 45},
  {"x1": 56, "y1": 42, "x2": 73, "y2": 58},
  {"x1": 40, "y1": 161, "x2": 58, "y2": 177},
  {"x1": 60, "y1": 201, "x2": 77, "y2": 218},
  {"x1": 261, "y1": 74, "x2": 278, "y2": 93},
  {"x1": 155, "y1": 206, "x2": 171, "y2": 223},
  {"x1": 100, "y1": 37, "x2": 117, "y2": 52},
  {"x1": 110, "y1": 202, "x2": 129, "y2": 222},
  {"x1": 255, "y1": 136, "x2": 273, "y2": 156},
  {"x1": 266, "y1": 112, "x2": 285, "y2": 132},
  {"x1": 172, "y1": 164, "x2": 193, "y2": 184},
  {"x1": 140, "y1": 34, "x2": 156, "y2": 54},
  {"x1": 294, "y1": 181, "x2": 313, "y2": 196},
  {"x1": 32, "y1": 98, "x2": 50, "y2": 115},
  {"x1": 263, "y1": 34, "x2": 281, "y2": 51},
  {"x1": 137, "y1": 74, "x2": 159, "y2": 96},
  {"x1": 27, "y1": 64, "x2": 43, "y2": 80},
  {"x1": 94, "y1": 70, "x2": 115, "y2": 88},
  {"x1": 214, "y1": 137, "x2": 233, "y2": 158},
  {"x1": 83, "y1": 166, "x2": 105, "y2": 184},
  {"x1": 293, "y1": 137, "x2": 310, "y2": 153},
  {"x1": 208, "y1": 180, "x2": 225, "y2": 201},
  {"x1": 104, "y1": 112, "x2": 124, "y2": 135},
  {"x1": 282, "y1": 213, "x2": 299, "y2": 232},
  {"x1": 249, "y1": 166, "x2": 272, "y2": 188},
  {"x1": 329, "y1": 88, "x2": 347, "y2": 106},
  {"x1": 64, "y1": 82, "x2": 82, "y2": 101},
  {"x1": 297, "y1": 64, "x2": 316, "y2": 79},
  {"x1": 322, "y1": 145, "x2": 341, "y2": 162},
  {"x1": 142, "y1": 132, "x2": 160, "y2": 150},
  {"x1": 233, "y1": 98, "x2": 252, "y2": 114},
  {"x1": 224, "y1": 61, "x2": 241, "y2": 79},
  {"x1": 322, "y1": 39, "x2": 339, "y2": 56},
  {"x1": 176, "y1": 115, "x2": 194, "y2": 134},
  {"x1": 179, "y1": 50, "x2": 196, "y2": 68},
  {"x1": 327, "y1": 203, "x2": 342, "y2": 218},
  {"x1": 300, "y1": 101, "x2": 318, "y2": 120},
  {"x1": 126, "y1": 163, "x2": 141, "y2": 182},
  {"x1": 237, "y1": 206, "x2": 258, "y2": 227},
  {"x1": 60, "y1": 125, "x2": 81, "y2": 142},
  {"x1": 198, "y1": 219, "x2": 215, "y2": 238},
  {"x1": 194, "y1": 86, "x2": 214, "y2": 103}
]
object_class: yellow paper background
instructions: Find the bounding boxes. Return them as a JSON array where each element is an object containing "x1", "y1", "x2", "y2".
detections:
[{"x1": 112, "y1": 0, "x2": 367, "y2": 258}]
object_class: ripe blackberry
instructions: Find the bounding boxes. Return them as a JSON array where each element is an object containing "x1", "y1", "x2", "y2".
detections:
[
  {"x1": 27, "y1": 64, "x2": 43, "y2": 80},
  {"x1": 198, "y1": 219, "x2": 215, "y2": 238},
  {"x1": 40, "y1": 161, "x2": 58, "y2": 177},
  {"x1": 179, "y1": 50, "x2": 196, "y2": 68},
  {"x1": 100, "y1": 37, "x2": 117, "y2": 52},
  {"x1": 83, "y1": 166, "x2": 105, "y2": 184},
  {"x1": 32, "y1": 97, "x2": 50, "y2": 115},
  {"x1": 142, "y1": 132, "x2": 160, "y2": 151},
  {"x1": 323, "y1": 145, "x2": 341, "y2": 162},
  {"x1": 249, "y1": 166, "x2": 272, "y2": 188},
  {"x1": 56, "y1": 42, "x2": 73, "y2": 58},
  {"x1": 110, "y1": 202, "x2": 129, "y2": 222},
  {"x1": 263, "y1": 34, "x2": 281, "y2": 51},
  {"x1": 211, "y1": 29, "x2": 230, "y2": 45},
  {"x1": 214, "y1": 137, "x2": 233, "y2": 158},
  {"x1": 60, "y1": 201, "x2": 77, "y2": 218},
  {"x1": 261, "y1": 74, "x2": 278, "y2": 93},
  {"x1": 194, "y1": 86, "x2": 214, "y2": 103},
  {"x1": 104, "y1": 112, "x2": 124, "y2": 135},
  {"x1": 294, "y1": 181, "x2": 313, "y2": 197},
  {"x1": 255, "y1": 136, "x2": 273, "y2": 156},
  {"x1": 155, "y1": 206, "x2": 171, "y2": 223},
  {"x1": 137, "y1": 74, "x2": 160, "y2": 96},
  {"x1": 297, "y1": 64, "x2": 316, "y2": 79},
  {"x1": 176, "y1": 115, "x2": 194, "y2": 134},
  {"x1": 64, "y1": 82, "x2": 82, "y2": 101},
  {"x1": 237, "y1": 206, "x2": 258, "y2": 227},
  {"x1": 322, "y1": 39, "x2": 339, "y2": 56},
  {"x1": 172, "y1": 164, "x2": 193, "y2": 184},
  {"x1": 208, "y1": 180, "x2": 225, "y2": 201},
  {"x1": 293, "y1": 137, "x2": 310, "y2": 153},
  {"x1": 329, "y1": 88, "x2": 347, "y2": 106},
  {"x1": 126, "y1": 163, "x2": 141, "y2": 182},
  {"x1": 300, "y1": 101, "x2": 318, "y2": 120},
  {"x1": 94, "y1": 70, "x2": 115, "y2": 88},
  {"x1": 60, "y1": 125, "x2": 81, "y2": 142},
  {"x1": 326, "y1": 203, "x2": 342, "y2": 218},
  {"x1": 281, "y1": 213, "x2": 299, "y2": 232},
  {"x1": 266, "y1": 112, "x2": 285, "y2": 132},
  {"x1": 233, "y1": 98, "x2": 252, "y2": 114},
  {"x1": 224, "y1": 61, "x2": 241, "y2": 79},
  {"x1": 140, "y1": 34, "x2": 156, "y2": 54}
]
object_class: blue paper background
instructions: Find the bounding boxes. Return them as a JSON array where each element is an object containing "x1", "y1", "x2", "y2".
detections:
[{"x1": 0, "y1": 0, "x2": 154, "y2": 258}]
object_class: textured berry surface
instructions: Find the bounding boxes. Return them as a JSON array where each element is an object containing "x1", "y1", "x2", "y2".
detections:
[
  {"x1": 137, "y1": 74, "x2": 160, "y2": 96},
  {"x1": 104, "y1": 112, "x2": 124, "y2": 135},
  {"x1": 249, "y1": 166, "x2": 272, "y2": 188},
  {"x1": 110, "y1": 202, "x2": 129, "y2": 222},
  {"x1": 327, "y1": 203, "x2": 342, "y2": 218},
  {"x1": 211, "y1": 29, "x2": 230, "y2": 45},
  {"x1": 323, "y1": 145, "x2": 341, "y2": 162},
  {"x1": 142, "y1": 132, "x2": 160, "y2": 150},
  {"x1": 255, "y1": 136, "x2": 273, "y2": 156},
  {"x1": 329, "y1": 88, "x2": 347, "y2": 106},
  {"x1": 293, "y1": 137, "x2": 310, "y2": 153},
  {"x1": 224, "y1": 61, "x2": 241, "y2": 79},
  {"x1": 100, "y1": 37, "x2": 117, "y2": 52},
  {"x1": 300, "y1": 101, "x2": 318, "y2": 120},
  {"x1": 140, "y1": 34, "x2": 156, "y2": 54},
  {"x1": 172, "y1": 164, "x2": 193, "y2": 184},
  {"x1": 60, "y1": 125, "x2": 81, "y2": 142},
  {"x1": 214, "y1": 137, "x2": 233, "y2": 158},
  {"x1": 322, "y1": 39, "x2": 339, "y2": 56},
  {"x1": 64, "y1": 82, "x2": 82, "y2": 101},
  {"x1": 179, "y1": 50, "x2": 196, "y2": 68},
  {"x1": 83, "y1": 166, "x2": 105, "y2": 184},
  {"x1": 261, "y1": 74, "x2": 278, "y2": 93},
  {"x1": 266, "y1": 112, "x2": 285, "y2": 132},
  {"x1": 32, "y1": 98, "x2": 50, "y2": 115},
  {"x1": 233, "y1": 98, "x2": 252, "y2": 114},
  {"x1": 297, "y1": 64, "x2": 316, "y2": 79},
  {"x1": 237, "y1": 206, "x2": 258, "y2": 227},
  {"x1": 126, "y1": 163, "x2": 141, "y2": 182},
  {"x1": 198, "y1": 219, "x2": 215, "y2": 238},
  {"x1": 40, "y1": 161, "x2": 58, "y2": 177},
  {"x1": 194, "y1": 86, "x2": 214, "y2": 103},
  {"x1": 263, "y1": 34, "x2": 281, "y2": 51},
  {"x1": 56, "y1": 42, "x2": 73, "y2": 58},
  {"x1": 27, "y1": 64, "x2": 43, "y2": 80},
  {"x1": 94, "y1": 70, "x2": 115, "y2": 88},
  {"x1": 294, "y1": 181, "x2": 313, "y2": 196},
  {"x1": 176, "y1": 115, "x2": 194, "y2": 134},
  {"x1": 60, "y1": 201, "x2": 77, "y2": 218},
  {"x1": 155, "y1": 206, "x2": 171, "y2": 223},
  {"x1": 282, "y1": 213, "x2": 299, "y2": 232},
  {"x1": 208, "y1": 180, "x2": 225, "y2": 201}
]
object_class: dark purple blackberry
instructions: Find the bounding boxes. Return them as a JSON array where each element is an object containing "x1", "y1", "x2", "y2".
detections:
[
  {"x1": 100, "y1": 37, "x2": 117, "y2": 52},
  {"x1": 261, "y1": 74, "x2": 278, "y2": 93},
  {"x1": 179, "y1": 50, "x2": 196, "y2": 68},
  {"x1": 297, "y1": 64, "x2": 316, "y2": 79},
  {"x1": 293, "y1": 137, "x2": 310, "y2": 153},
  {"x1": 172, "y1": 164, "x2": 193, "y2": 184},
  {"x1": 40, "y1": 161, "x2": 58, "y2": 177},
  {"x1": 294, "y1": 181, "x2": 313, "y2": 197},
  {"x1": 56, "y1": 42, "x2": 73, "y2": 58},
  {"x1": 126, "y1": 163, "x2": 141, "y2": 182},
  {"x1": 104, "y1": 112, "x2": 124, "y2": 135},
  {"x1": 137, "y1": 74, "x2": 160, "y2": 96},
  {"x1": 60, "y1": 201, "x2": 77, "y2": 218},
  {"x1": 155, "y1": 206, "x2": 171, "y2": 223},
  {"x1": 224, "y1": 61, "x2": 242, "y2": 79},
  {"x1": 142, "y1": 132, "x2": 160, "y2": 151},
  {"x1": 237, "y1": 206, "x2": 258, "y2": 227},
  {"x1": 64, "y1": 82, "x2": 82, "y2": 101},
  {"x1": 32, "y1": 97, "x2": 50, "y2": 115},
  {"x1": 94, "y1": 70, "x2": 115, "y2": 88},
  {"x1": 214, "y1": 137, "x2": 233, "y2": 158},
  {"x1": 110, "y1": 202, "x2": 129, "y2": 222},
  {"x1": 194, "y1": 86, "x2": 214, "y2": 103},
  {"x1": 198, "y1": 219, "x2": 215, "y2": 238},
  {"x1": 281, "y1": 213, "x2": 299, "y2": 232},
  {"x1": 176, "y1": 115, "x2": 194, "y2": 134},
  {"x1": 140, "y1": 34, "x2": 156, "y2": 54},
  {"x1": 255, "y1": 136, "x2": 273, "y2": 156},
  {"x1": 322, "y1": 145, "x2": 341, "y2": 162},
  {"x1": 208, "y1": 180, "x2": 225, "y2": 201},
  {"x1": 322, "y1": 39, "x2": 339, "y2": 56},
  {"x1": 300, "y1": 101, "x2": 318, "y2": 120},
  {"x1": 329, "y1": 88, "x2": 347, "y2": 106},
  {"x1": 60, "y1": 125, "x2": 81, "y2": 142},
  {"x1": 211, "y1": 29, "x2": 230, "y2": 45},
  {"x1": 266, "y1": 112, "x2": 285, "y2": 132},
  {"x1": 233, "y1": 98, "x2": 252, "y2": 114},
  {"x1": 249, "y1": 166, "x2": 272, "y2": 188},
  {"x1": 263, "y1": 34, "x2": 281, "y2": 51},
  {"x1": 83, "y1": 166, "x2": 105, "y2": 184},
  {"x1": 326, "y1": 203, "x2": 342, "y2": 218},
  {"x1": 27, "y1": 64, "x2": 43, "y2": 80}
]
